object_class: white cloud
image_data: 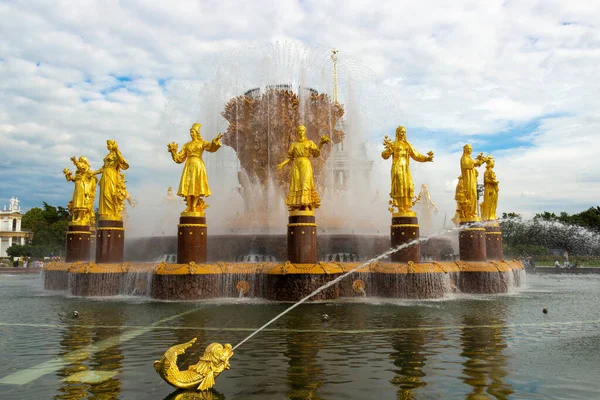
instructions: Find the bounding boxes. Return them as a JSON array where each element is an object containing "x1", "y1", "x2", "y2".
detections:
[{"x1": 0, "y1": 0, "x2": 599, "y2": 228}]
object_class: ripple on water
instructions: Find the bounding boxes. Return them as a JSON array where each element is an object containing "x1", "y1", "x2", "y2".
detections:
[{"x1": 2, "y1": 274, "x2": 600, "y2": 399}]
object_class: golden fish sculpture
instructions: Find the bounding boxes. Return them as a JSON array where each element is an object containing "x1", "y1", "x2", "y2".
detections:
[{"x1": 154, "y1": 338, "x2": 234, "y2": 391}]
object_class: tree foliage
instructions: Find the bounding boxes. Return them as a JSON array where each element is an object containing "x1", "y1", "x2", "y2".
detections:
[
  {"x1": 7, "y1": 202, "x2": 70, "y2": 258},
  {"x1": 533, "y1": 207, "x2": 600, "y2": 233}
]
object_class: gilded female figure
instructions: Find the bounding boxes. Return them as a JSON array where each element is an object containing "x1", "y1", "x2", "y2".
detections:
[
  {"x1": 64, "y1": 156, "x2": 97, "y2": 224},
  {"x1": 168, "y1": 123, "x2": 223, "y2": 213},
  {"x1": 277, "y1": 125, "x2": 329, "y2": 212},
  {"x1": 452, "y1": 176, "x2": 469, "y2": 225},
  {"x1": 459, "y1": 144, "x2": 484, "y2": 219},
  {"x1": 481, "y1": 157, "x2": 499, "y2": 221},
  {"x1": 382, "y1": 126, "x2": 433, "y2": 214},
  {"x1": 94, "y1": 140, "x2": 129, "y2": 219}
]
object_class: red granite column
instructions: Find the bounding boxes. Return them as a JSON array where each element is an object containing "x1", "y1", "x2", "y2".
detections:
[
  {"x1": 89, "y1": 226, "x2": 96, "y2": 260},
  {"x1": 485, "y1": 223, "x2": 503, "y2": 260},
  {"x1": 459, "y1": 220, "x2": 486, "y2": 261},
  {"x1": 177, "y1": 213, "x2": 207, "y2": 264},
  {"x1": 287, "y1": 211, "x2": 317, "y2": 263},
  {"x1": 390, "y1": 215, "x2": 420, "y2": 262},
  {"x1": 65, "y1": 224, "x2": 91, "y2": 262},
  {"x1": 95, "y1": 218, "x2": 125, "y2": 263}
]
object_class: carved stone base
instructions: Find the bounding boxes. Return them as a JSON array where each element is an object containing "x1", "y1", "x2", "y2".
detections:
[
  {"x1": 151, "y1": 274, "x2": 220, "y2": 300},
  {"x1": 263, "y1": 273, "x2": 341, "y2": 301},
  {"x1": 43, "y1": 270, "x2": 69, "y2": 290},
  {"x1": 287, "y1": 214, "x2": 317, "y2": 264},
  {"x1": 459, "y1": 222, "x2": 486, "y2": 262},
  {"x1": 43, "y1": 261, "x2": 525, "y2": 298},
  {"x1": 70, "y1": 272, "x2": 123, "y2": 296},
  {"x1": 372, "y1": 272, "x2": 447, "y2": 299},
  {"x1": 485, "y1": 224, "x2": 503, "y2": 260},
  {"x1": 65, "y1": 224, "x2": 91, "y2": 262},
  {"x1": 390, "y1": 216, "x2": 420, "y2": 262},
  {"x1": 96, "y1": 219, "x2": 125, "y2": 264},
  {"x1": 456, "y1": 271, "x2": 509, "y2": 294},
  {"x1": 177, "y1": 215, "x2": 207, "y2": 264}
]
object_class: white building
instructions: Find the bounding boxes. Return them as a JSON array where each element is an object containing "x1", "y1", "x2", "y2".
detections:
[{"x1": 0, "y1": 197, "x2": 28, "y2": 257}]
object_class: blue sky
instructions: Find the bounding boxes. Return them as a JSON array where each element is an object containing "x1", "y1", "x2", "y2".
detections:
[{"x1": 1, "y1": 0, "x2": 599, "y2": 224}]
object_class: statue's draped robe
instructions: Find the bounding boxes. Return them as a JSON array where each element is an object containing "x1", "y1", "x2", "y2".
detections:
[
  {"x1": 285, "y1": 139, "x2": 321, "y2": 209},
  {"x1": 460, "y1": 154, "x2": 479, "y2": 218},
  {"x1": 98, "y1": 151, "x2": 129, "y2": 217},
  {"x1": 382, "y1": 140, "x2": 429, "y2": 210},
  {"x1": 481, "y1": 169, "x2": 499, "y2": 220},
  {"x1": 71, "y1": 170, "x2": 87, "y2": 210},
  {"x1": 173, "y1": 138, "x2": 221, "y2": 198}
]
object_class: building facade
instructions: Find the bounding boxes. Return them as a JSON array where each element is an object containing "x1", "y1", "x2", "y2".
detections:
[{"x1": 0, "y1": 197, "x2": 28, "y2": 257}]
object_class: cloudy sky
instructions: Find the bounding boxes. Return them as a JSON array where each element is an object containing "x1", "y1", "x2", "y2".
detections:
[{"x1": 1, "y1": 0, "x2": 599, "y2": 229}]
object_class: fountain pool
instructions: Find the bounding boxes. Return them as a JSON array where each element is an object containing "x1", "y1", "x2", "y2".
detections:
[{"x1": 2, "y1": 273, "x2": 600, "y2": 399}]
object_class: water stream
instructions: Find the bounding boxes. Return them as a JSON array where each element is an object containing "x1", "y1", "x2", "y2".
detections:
[{"x1": 233, "y1": 222, "x2": 481, "y2": 351}]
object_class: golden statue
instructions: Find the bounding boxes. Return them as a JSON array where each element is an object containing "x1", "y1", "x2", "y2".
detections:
[
  {"x1": 382, "y1": 126, "x2": 434, "y2": 215},
  {"x1": 221, "y1": 86, "x2": 344, "y2": 212},
  {"x1": 116, "y1": 173, "x2": 137, "y2": 227},
  {"x1": 276, "y1": 125, "x2": 330, "y2": 212},
  {"x1": 93, "y1": 140, "x2": 129, "y2": 219},
  {"x1": 154, "y1": 338, "x2": 233, "y2": 391},
  {"x1": 168, "y1": 123, "x2": 223, "y2": 213},
  {"x1": 481, "y1": 157, "x2": 499, "y2": 221},
  {"x1": 63, "y1": 156, "x2": 98, "y2": 225},
  {"x1": 452, "y1": 176, "x2": 470, "y2": 225},
  {"x1": 459, "y1": 144, "x2": 485, "y2": 220},
  {"x1": 414, "y1": 184, "x2": 438, "y2": 235}
]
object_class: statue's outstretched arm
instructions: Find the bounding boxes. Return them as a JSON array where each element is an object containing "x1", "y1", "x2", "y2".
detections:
[
  {"x1": 276, "y1": 157, "x2": 291, "y2": 170},
  {"x1": 63, "y1": 168, "x2": 74, "y2": 181},
  {"x1": 409, "y1": 143, "x2": 434, "y2": 162},
  {"x1": 92, "y1": 167, "x2": 103, "y2": 176},
  {"x1": 205, "y1": 133, "x2": 223, "y2": 153},
  {"x1": 277, "y1": 144, "x2": 294, "y2": 170},
  {"x1": 381, "y1": 136, "x2": 393, "y2": 160},
  {"x1": 168, "y1": 142, "x2": 187, "y2": 163}
]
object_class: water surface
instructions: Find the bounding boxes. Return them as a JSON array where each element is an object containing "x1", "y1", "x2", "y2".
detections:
[{"x1": 0, "y1": 274, "x2": 599, "y2": 399}]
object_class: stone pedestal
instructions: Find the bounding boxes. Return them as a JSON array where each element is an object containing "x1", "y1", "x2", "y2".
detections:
[
  {"x1": 287, "y1": 212, "x2": 317, "y2": 264},
  {"x1": 264, "y1": 273, "x2": 340, "y2": 301},
  {"x1": 65, "y1": 224, "x2": 91, "y2": 262},
  {"x1": 390, "y1": 215, "x2": 420, "y2": 262},
  {"x1": 485, "y1": 223, "x2": 503, "y2": 260},
  {"x1": 96, "y1": 218, "x2": 124, "y2": 264},
  {"x1": 152, "y1": 274, "x2": 218, "y2": 300},
  {"x1": 177, "y1": 214, "x2": 207, "y2": 264},
  {"x1": 459, "y1": 220, "x2": 486, "y2": 262},
  {"x1": 90, "y1": 227, "x2": 97, "y2": 260}
]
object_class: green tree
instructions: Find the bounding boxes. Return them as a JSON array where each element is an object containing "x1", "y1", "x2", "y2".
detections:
[
  {"x1": 502, "y1": 212, "x2": 522, "y2": 219},
  {"x1": 9, "y1": 202, "x2": 71, "y2": 258}
]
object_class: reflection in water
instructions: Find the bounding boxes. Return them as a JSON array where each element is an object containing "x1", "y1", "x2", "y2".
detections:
[
  {"x1": 54, "y1": 314, "x2": 123, "y2": 399},
  {"x1": 55, "y1": 324, "x2": 93, "y2": 400},
  {"x1": 8, "y1": 275, "x2": 600, "y2": 399},
  {"x1": 285, "y1": 315, "x2": 324, "y2": 400},
  {"x1": 169, "y1": 312, "x2": 210, "y2": 372},
  {"x1": 88, "y1": 327, "x2": 123, "y2": 399},
  {"x1": 389, "y1": 316, "x2": 428, "y2": 400},
  {"x1": 164, "y1": 388, "x2": 225, "y2": 400},
  {"x1": 461, "y1": 307, "x2": 513, "y2": 399}
]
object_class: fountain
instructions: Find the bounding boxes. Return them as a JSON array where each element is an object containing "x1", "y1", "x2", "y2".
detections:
[{"x1": 43, "y1": 46, "x2": 523, "y2": 303}]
